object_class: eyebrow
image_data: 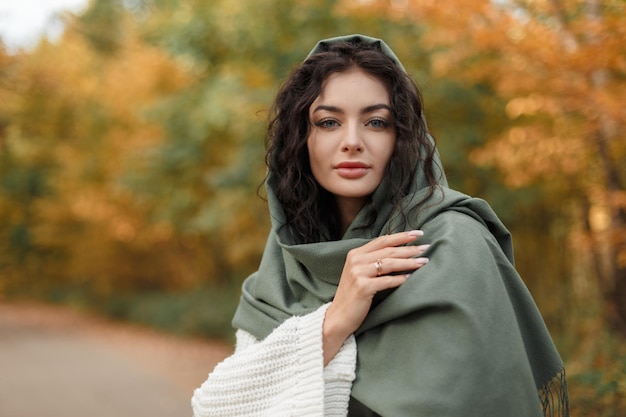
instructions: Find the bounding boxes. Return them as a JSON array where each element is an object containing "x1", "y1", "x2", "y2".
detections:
[{"x1": 312, "y1": 103, "x2": 392, "y2": 114}]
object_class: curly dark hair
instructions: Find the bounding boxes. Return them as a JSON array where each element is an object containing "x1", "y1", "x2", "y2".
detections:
[{"x1": 266, "y1": 40, "x2": 438, "y2": 243}]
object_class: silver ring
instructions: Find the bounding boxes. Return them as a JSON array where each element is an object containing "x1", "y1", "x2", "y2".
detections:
[{"x1": 374, "y1": 259, "x2": 383, "y2": 276}]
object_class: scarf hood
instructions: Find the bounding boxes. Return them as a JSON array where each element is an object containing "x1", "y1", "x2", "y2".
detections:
[{"x1": 232, "y1": 34, "x2": 568, "y2": 417}]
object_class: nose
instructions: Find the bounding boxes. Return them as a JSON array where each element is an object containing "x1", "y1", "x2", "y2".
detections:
[{"x1": 341, "y1": 122, "x2": 363, "y2": 153}]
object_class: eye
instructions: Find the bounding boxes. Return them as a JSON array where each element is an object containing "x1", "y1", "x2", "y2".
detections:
[
  {"x1": 315, "y1": 118, "x2": 340, "y2": 129},
  {"x1": 366, "y1": 118, "x2": 390, "y2": 129}
]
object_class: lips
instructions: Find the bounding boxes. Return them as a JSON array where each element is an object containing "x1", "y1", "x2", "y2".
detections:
[{"x1": 334, "y1": 161, "x2": 370, "y2": 179}]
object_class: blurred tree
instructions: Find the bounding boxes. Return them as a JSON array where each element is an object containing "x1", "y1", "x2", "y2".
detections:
[
  {"x1": 72, "y1": 0, "x2": 126, "y2": 54},
  {"x1": 0, "y1": 44, "x2": 62, "y2": 292},
  {"x1": 0, "y1": 5, "x2": 204, "y2": 297}
]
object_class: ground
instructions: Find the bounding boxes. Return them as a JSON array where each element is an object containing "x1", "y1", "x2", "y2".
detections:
[{"x1": 0, "y1": 300, "x2": 233, "y2": 417}]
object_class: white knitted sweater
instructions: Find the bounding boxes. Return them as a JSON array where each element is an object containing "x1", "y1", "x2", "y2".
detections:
[{"x1": 191, "y1": 304, "x2": 357, "y2": 417}]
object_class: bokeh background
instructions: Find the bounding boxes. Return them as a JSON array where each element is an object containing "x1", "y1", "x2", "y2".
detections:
[{"x1": 1, "y1": 0, "x2": 624, "y2": 415}]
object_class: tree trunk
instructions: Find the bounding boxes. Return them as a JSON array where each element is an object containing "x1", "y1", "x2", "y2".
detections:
[{"x1": 585, "y1": 0, "x2": 626, "y2": 335}]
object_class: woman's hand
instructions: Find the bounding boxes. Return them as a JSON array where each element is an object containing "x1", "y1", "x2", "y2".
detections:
[{"x1": 323, "y1": 230, "x2": 429, "y2": 365}]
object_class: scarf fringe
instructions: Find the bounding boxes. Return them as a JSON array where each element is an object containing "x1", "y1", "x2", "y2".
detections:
[{"x1": 539, "y1": 368, "x2": 569, "y2": 417}]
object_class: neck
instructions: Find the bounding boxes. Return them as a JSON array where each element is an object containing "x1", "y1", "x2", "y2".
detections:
[{"x1": 337, "y1": 196, "x2": 367, "y2": 235}]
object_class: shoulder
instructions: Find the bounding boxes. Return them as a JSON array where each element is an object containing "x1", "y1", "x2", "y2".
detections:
[
  {"x1": 412, "y1": 208, "x2": 516, "y2": 297},
  {"x1": 409, "y1": 187, "x2": 513, "y2": 260},
  {"x1": 422, "y1": 209, "x2": 499, "y2": 252}
]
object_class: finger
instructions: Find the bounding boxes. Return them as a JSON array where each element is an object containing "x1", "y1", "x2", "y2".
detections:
[
  {"x1": 374, "y1": 244, "x2": 430, "y2": 261},
  {"x1": 369, "y1": 257, "x2": 429, "y2": 277},
  {"x1": 363, "y1": 230, "x2": 424, "y2": 251},
  {"x1": 370, "y1": 274, "x2": 410, "y2": 293}
]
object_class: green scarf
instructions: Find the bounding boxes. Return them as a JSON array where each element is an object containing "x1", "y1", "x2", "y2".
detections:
[{"x1": 232, "y1": 35, "x2": 568, "y2": 417}]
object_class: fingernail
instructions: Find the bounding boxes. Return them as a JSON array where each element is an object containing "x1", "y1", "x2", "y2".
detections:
[
  {"x1": 408, "y1": 230, "x2": 424, "y2": 237},
  {"x1": 415, "y1": 257, "x2": 429, "y2": 265},
  {"x1": 417, "y1": 244, "x2": 430, "y2": 252}
]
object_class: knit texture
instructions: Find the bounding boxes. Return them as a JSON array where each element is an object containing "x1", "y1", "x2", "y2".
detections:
[{"x1": 191, "y1": 304, "x2": 356, "y2": 417}]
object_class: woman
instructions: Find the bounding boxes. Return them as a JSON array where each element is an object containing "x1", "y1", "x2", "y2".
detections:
[{"x1": 192, "y1": 34, "x2": 568, "y2": 417}]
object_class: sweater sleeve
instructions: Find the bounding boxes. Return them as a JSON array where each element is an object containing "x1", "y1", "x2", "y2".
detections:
[{"x1": 191, "y1": 303, "x2": 357, "y2": 417}]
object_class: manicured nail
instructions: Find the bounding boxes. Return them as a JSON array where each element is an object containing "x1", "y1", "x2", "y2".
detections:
[
  {"x1": 417, "y1": 244, "x2": 430, "y2": 253},
  {"x1": 415, "y1": 257, "x2": 429, "y2": 265},
  {"x1": 408, "y1": 230, "x2": 424, "y2": 237}
]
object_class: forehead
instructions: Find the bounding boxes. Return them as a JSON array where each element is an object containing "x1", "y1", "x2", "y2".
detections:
[{"x1": 313, "y1": 68, "x2": 390, "y2": 106}]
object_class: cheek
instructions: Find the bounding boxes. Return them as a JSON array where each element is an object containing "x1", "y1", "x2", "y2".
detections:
[
  {"x1": 379, "y1": 138, "x2": 397, "y2": 167},
  {"x1": 307, "y1": 135, "x2": 329, "y2": 166}
]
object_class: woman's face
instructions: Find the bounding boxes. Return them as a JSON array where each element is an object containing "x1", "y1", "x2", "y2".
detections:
[{"x1": 307, "y1": 68, "x2": 396, "y2": 220}]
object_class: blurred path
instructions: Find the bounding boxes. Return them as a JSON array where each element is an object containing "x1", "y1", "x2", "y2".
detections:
[{"x1": 0, "y1": 301, "x2": 233, "y2": 417}]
